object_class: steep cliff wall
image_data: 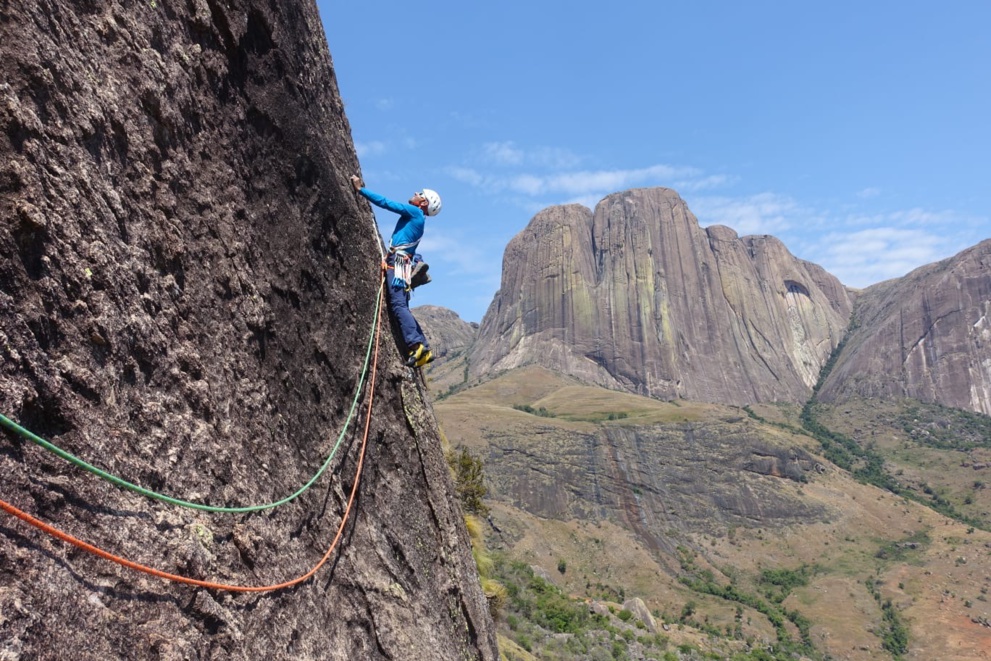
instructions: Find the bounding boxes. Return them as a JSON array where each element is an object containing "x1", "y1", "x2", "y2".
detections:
[
  {"x1": 0, "y1": 1, "x2": 496, "y2": 658},
  {"x1": 470, "y1": 188, "x2": 853, "y2": 405},
  {"x1": 818, "y1": 239, "x2": 991, "y2": 415}
]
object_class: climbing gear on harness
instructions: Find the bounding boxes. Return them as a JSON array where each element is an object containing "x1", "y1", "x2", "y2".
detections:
[
  {"x1": 419, "y1": 188, "x2": 442, "y2": 216},
  {"x1": 387, "y1": 246, "x2": 431, "y2": 291},
  {"x1": 388, "y1": 245, "x2": 415, "y2": 290}
]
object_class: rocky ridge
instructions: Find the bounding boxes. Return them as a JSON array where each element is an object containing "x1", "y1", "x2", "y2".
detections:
[{"x1": 818, "y1": 238, "x2": 991, "y2": 415}]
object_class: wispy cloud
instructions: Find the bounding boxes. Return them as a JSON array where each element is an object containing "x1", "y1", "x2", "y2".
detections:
[
  {"x1": 417, "y1": 233, "x2": 494, "y2": 277},
  {"x1": 690, "y1": 193, "x2": 812, "y2": 236},
  {"x1": 809, "y1": 226, "x2": 965, "y2": 287},
  {"x1": 447, "y1": 166, "x2": 485, "y2": 187},
  {"x1": 450, "y1": 162, "x2": 705, "y2": 198},
  {"x1": 843, "y1": 207, "x2": 964, "y2": 228},
  {"x1": 673, "y1": 174, "x2": 737, "y2": 192},
  {"x1": 374, "y1": 98, "x2": 394, "y2": 111},
  {"x1": 481, "y1": 142, "x2": 584, "y2": 169},
  {"x1": 355, "y1": 140, "x2": 386, "y2": 157},
  {"x1": 443, "y1": 139, "x2": 987, "y2": 294},
  {"x1": 482, "y1": 142, "x2": 524, "y2": 166}
]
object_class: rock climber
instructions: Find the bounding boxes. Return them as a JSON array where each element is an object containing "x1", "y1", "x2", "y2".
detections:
[{"x1": 351, "y1": 174, "x2": 441, "y2": 368}]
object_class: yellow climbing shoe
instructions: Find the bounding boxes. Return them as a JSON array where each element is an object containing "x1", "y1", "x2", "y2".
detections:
[
  {"x1": 406, "y1": 344, "x2": 425, "y2": 367},
  {"x1": 414, "y1": 349, "x2": 434, "y2": 368}
]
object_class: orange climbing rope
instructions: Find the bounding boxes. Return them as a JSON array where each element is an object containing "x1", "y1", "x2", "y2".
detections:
[{"x1": 0, "y1": 289, "x2": 384, "y2": 593}]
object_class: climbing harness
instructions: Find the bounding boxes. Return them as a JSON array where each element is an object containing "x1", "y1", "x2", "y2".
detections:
[
  {"x1": 0, "y1": 276, "x2": 385, "y2": 592},
  {"x1": 0, "y1": 282, "x2": 384, "y2": 514}
]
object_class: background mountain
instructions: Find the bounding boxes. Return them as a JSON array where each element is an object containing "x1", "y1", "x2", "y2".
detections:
[
  {"x1": 467, "y1": 188, "x2": 854, "y2": 406},
  {"x1": 415, "y1": 190, "x2": 991, "y2": 659},
  {"x1": 817, "y1": 238, "x2": 991, "y2": 416},
  {"x1": 0, "y1": 1, "x2": 496, "y2": 659},
  {"x1": 426, "y1": 188, "x2": 990, "y2": 418}
]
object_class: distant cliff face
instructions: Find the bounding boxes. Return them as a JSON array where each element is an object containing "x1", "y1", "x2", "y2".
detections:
[
  {"x1": 470, "y1": 188, "x2": 853, "y2": 405},
  {"x1": 415, "y1": 305, "x2": 479, "y2": 361},
  {"x1": 0, "y1": 1, "x2": 496, "y2": 659},
  {"x1": 818, "y1": 239, "x2": 991, "y2": 415}
]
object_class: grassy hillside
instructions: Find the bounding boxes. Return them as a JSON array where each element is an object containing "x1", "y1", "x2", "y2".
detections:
[{"x1": 434, "y1": 367, "x2": 991, "y2": 660}]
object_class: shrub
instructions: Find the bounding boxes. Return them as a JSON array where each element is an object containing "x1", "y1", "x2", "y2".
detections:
[{"x1": 447, "y1": 446, "x2": 489, "y2": 516}]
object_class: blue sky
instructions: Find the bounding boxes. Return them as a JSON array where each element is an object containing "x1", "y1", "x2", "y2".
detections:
[{"x1": 317, "y1": 1, "x2": 989, "y2": 323}]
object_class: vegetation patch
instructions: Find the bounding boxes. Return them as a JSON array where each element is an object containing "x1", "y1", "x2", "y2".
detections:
[
  {"x1": 802, "y1": 335, "x2": 991, "y2": 531},
  {"x1": 896, "y1": 401, "x2": 991, "y2": 451},
  {"x1": 874, "y1": 529, "x2": 930, "y2": 563},
  {"x1": 675, "y1": 548, "x2": 817, "y2": 659},
  {"x1": 512, "y1": 403, "x2": 556, "y2": 418},
  {"x1": 865, "y1": 578, "x2": 909, "y2": 658},
  {"x1": 447, "y1": 446, "x2": 489, "y2": 517}
]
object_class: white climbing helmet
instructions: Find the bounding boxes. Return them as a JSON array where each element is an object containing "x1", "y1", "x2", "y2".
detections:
[{"x1": 421, "y1": 188, "x2": 442, "y2": 216}]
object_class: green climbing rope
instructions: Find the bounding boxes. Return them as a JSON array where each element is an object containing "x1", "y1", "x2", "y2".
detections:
[{"x1": 0, "y1": 282, "x2": 383, "y2": 513}]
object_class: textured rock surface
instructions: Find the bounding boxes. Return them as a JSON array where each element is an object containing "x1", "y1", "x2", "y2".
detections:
[
  {"x1": 0, "y1": 1, "x2": 496, "y2": 659},
  {"x1": 479, "y1": 420, "x2": 824, "y2": 547},
  {"x1": 470, "y1": 188, "x2": 853, "y2": 405},
  {"x1": 436, "y1": 368, "x2": 827, "y2": 563},
  {"x1": 818, "y1": 239, "x2": 991, "y2": 415}
]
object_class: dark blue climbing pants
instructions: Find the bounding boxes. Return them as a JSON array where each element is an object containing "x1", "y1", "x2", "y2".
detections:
[{"x1": 386, "y1": 254, "x2": 427, "y2": 351}]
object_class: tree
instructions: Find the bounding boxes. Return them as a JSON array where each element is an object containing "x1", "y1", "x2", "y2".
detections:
[{"x1": 447, "y1": 446, "x2": 489, "y2": 516}]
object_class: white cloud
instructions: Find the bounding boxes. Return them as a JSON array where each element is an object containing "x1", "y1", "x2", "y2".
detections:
[
  {"x1": 857, "y1": 187, "x2": 881, "y2": 199},
  {"x1": 809, "y1": 226, "x2": 964, "y2": 288},
  {"x1": 417, "y1": 233, "x2": 494, "y2": 277},
  {"x1": 355, "y1": 140, "x2": 386, "y2": 157},
  {"x1": 842, "y1": 207, "x2": 961, "y2": 228},
  {"x1": 690, "y1": 192, "x2": 809, "y2": 236},
  {"x1": 528, "y1": 146, "x2": 584, "y2": 169},
  {"x1": 481, "y1": 142, "x2": 583, "y2": 169},
  {"x1": 483, "y1": 142, "x2": 525, "y2": 166},
  {"x1": 375, "y1": 98, "x2": 394, "y2": 111},
  {"x1": 509, "y1": 174, "x2": 546, "y2": 196},
  {"x1": 673, "y1": 174, "x2": 737, "y2": 192},
  {"x1": 447, "y1": 166, "x2": 485, "y2": 187},
  {"x1": 492, "y1": 164, "x2": 701, "y2": 197}
]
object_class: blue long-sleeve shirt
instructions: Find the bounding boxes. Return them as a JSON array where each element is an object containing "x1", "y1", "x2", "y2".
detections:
[{"x1": 358, "y1": 187, "x2": 425, "y2": 252}]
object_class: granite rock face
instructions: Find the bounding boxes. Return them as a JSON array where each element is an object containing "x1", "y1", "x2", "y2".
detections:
[
  {"x1": 414, "y1": 305, "x2": 479, "y2": 361},
  {"x1": 470, "y1": 188, "x2": 853, "y2": 405},
  {"x1": 442, "y1": 389, "x2": 825, "y2": 554},
  {"x1": 0, "y1": 2, "x2": 496, "y2": 659},
  {"x1": 818, "y1": 239, "x2": 991, "y2": 415}
]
